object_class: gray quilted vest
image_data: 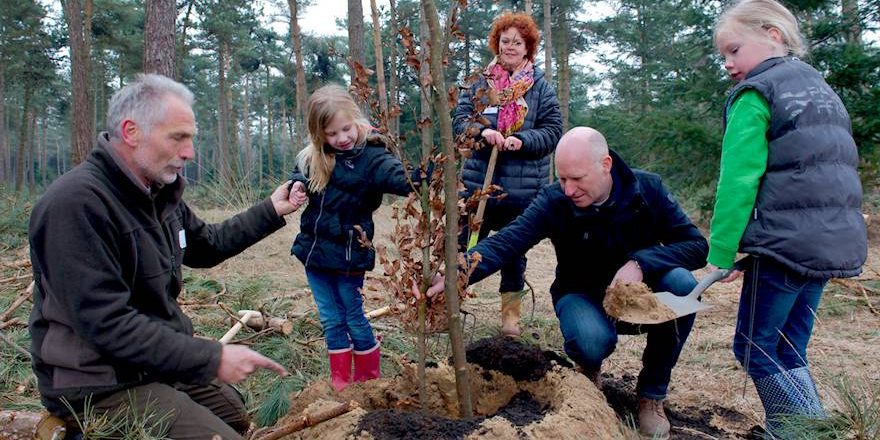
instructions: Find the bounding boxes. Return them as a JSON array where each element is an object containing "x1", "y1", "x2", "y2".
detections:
[{"x1": 723, "y1": 57, "x2": 866, "y2": 278}]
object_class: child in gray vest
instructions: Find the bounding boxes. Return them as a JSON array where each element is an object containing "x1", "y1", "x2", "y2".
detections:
[{"x1": 708, "y1": 0, "x2": 867, "y2": 437}]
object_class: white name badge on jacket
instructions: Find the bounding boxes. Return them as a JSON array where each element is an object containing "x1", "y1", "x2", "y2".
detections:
[
  {"x1": 178, "y1": 230, "x2": 187, "y2": 249},
  {"x1": 482, "y1": 106, "x2": 499, "y2": 115}
]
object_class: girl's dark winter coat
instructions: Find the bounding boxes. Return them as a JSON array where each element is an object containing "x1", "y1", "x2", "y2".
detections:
[{"x1": 290, "y1": 137, "x2": 411, "y2": 273}]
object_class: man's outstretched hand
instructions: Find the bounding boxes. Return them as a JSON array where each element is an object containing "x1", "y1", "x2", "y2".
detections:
[
  {"x1": 217, "y1": 344, "x2": 288, "y2": 384},
  {"x1": 411, "y1": 273, "x2": 444, "y2": 300}
]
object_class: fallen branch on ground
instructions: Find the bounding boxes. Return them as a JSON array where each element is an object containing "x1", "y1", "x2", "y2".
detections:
[
  {"x1": 0, "y1": 318, "x2": 25, "y2": 330},
  {"x1": 255, "y1": 401, "x2": 357, "y2": 440},
  {"x1": 0, "y1": 281, "x2": 34, "y2": 322},
  {"x1": 830, "y1": 278, "x2": 879, "y2": 315},
  {"x1": 0, "y1": 331, "x2": 30, "y2": 359}
]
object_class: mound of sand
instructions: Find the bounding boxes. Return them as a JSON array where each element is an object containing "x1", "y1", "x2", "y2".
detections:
[
  {"x1": 271, "y1": 339, "x2": 628, "y2": 439},
  {"x1": 603, "y1": 281, "x2": 677, "y2": 324}
]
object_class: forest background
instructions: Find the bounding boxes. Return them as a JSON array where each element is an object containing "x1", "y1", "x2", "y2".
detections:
[{"x1": 0, "y1": 0, "x2": 878, "y2": 219}]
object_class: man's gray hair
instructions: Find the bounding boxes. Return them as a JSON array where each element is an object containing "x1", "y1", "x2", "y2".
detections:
[{"x1": 106, "y1": 73, "x2": 194, "y2": 138}]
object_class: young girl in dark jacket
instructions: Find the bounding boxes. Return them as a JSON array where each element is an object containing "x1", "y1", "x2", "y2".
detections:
[{"x1": 289, "y1": 84, "x2": 412, "y2": 391}]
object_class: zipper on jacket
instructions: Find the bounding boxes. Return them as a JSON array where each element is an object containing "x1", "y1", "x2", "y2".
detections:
[
  {"x1": 753, "y1": 208, "x2": 758, "y2": 220},
  {"x1": 346, "y1": 230, "x2": 353, "y2": 262},
  {"x1": 304, "y1": 192, "x2": 326, "y2": 267}
]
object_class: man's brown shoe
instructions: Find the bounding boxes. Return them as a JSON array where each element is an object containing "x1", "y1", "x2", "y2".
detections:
[{"x1": 637, "y1": 397, "x2": 670, "y2": 439}]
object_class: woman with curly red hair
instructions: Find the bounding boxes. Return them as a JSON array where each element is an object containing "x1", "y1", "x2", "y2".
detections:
[{"x1": 453, "y1": 11, "x2": 562, "y2": 338}]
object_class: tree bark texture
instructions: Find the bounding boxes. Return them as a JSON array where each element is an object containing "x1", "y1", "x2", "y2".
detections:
[
  {"x1": 0, "y1": 67, "x2": 7, "y2": 182},
  {"x1": 387, "y1": 0, "x2": 401, "y2": 140},
  {"x1": 370, "y1": 0, "x2": 388, "y2": 130},
  {"x1": 842, "y1": 0, "x2": 861, "y2": 44},
  {"x1": 417, "y1": 4, "x2": 433, "y2": 413},
  {"x1": 287, "y1": 0, "x2": 308, "y2": 155},
  {"x1": 347, "y1": 0, "x2": 366, "y2": 90},
  {"x1": 63, "y1": 0, "x2": 94, "y2": 166},
  {"x1": 143, "y1": 0, "x2": 177, "y2": 77},
  {"x1": 556, "y1": 9, "x2": 570, "y2": 132},
  {"x1": 14, "y1": 89, "x2": 32, "y2": 191},
  {"x1": 543, "y1": 0, "x2": 554, "y2": 182},
  {"x1": 421, "y1": 0, "x2": 473, "y2": 419}
]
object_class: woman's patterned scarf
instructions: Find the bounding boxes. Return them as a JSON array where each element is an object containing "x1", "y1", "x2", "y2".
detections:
[{"x1": 486, "y1": 57, "x2": 535, "y2": 136}]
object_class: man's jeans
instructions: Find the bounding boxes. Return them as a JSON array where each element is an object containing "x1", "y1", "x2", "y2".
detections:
[
  {"x1": 306, "y1": 268, "x2": 377, "y2": 351},
  {"x1": 733, "y1": 257, "x2": 827, "y2": 379},
  {"x1": 554, "y1": 267, "x2": 698, "y2": 400}
]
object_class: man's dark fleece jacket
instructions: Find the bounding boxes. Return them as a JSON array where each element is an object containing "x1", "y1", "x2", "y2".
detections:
[
  {"x1": 28, "y1": 133, "x2": 286, "y2": 416},
  {"x1": 468, "y1": 150, "x2": 708, "y2": 304}
]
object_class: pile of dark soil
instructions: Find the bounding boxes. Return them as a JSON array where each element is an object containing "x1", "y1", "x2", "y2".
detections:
[
  {"x1": 465, "y1": 337, "x2": 553, "y2": 381},
  {"x1": 356, "y1": 391, "x2": 548, "y2": 439}
]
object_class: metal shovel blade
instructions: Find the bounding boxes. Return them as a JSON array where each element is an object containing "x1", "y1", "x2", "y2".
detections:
[{"x1": 654, "y1": 269, "x2": 730, "y2": 320}]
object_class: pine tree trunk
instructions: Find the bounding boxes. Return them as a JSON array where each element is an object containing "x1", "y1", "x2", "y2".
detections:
[
  {"x1": 0, "y1": 67, "x2": 7, "y2": 183},
  {"x1": 556, "y1": 9, "x2": 570, "y2": 132},
  {"x1": 842, "y1": 0, "x2": 861, "y2": 44},
  {"x1": 63, "y1": 0, "x2": 94, "y2": 166},
  {"x1": 217, "y1": 43, "x2": 230, "y2": 184},
  {"x1": 27, "y1": 112, "x2": 36, "y2": 190},
  {"x1": 287, "y1": 0, "x2": 308, "y2": 155},
  {"x1": 370, "y1": 0, "x2": 388, "y2": 130},
  {"x1": 14, "y1": 89, "x2": 32, "y2": 191},
  {"x1": 387, "y1": 0, "x2": 401, "y2": 140},
  {"x1": 265, "y1": 65, "x2": 274, "y2": 180},
  {"x1": 243, "y1": 74, "x2": 253, "y2": 174},
  {"x1": 421, "y1": 0, "x2": 473, "y2": 419},
  {"x1": 347, "y1": 0, "x2": 367, "y2": 112},
  {"x1": 543, "y1": 0, "x2": 554, "y2": 182},
  {"x1": 143, "y1": 0, "x2": 176, "y2": 77},
  {"x1": 524, "y1": 0, "x2": 533, "y2": 14},
  {"x1": 40, "y1": 114, "x2": 47, "y2": 185},
  {"x1": 176, "y1": 0, "x2": 194, "y2": 81}
]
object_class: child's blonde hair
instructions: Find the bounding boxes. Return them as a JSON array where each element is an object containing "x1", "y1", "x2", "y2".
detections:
[
  {"x1": 714, "y1": 0, "x2": 807, "y2": 57},
  {"x1": 296, "y1": 84, "x2": 371, "y2": 192}
]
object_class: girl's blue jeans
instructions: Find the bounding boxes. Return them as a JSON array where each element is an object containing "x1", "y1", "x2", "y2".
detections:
[
  {"x1": 306, "y1": 268, "x2": 377, "y2": 351},
  {"x1": 554, "y1": 267, "x2": 698, "y2": 400},
  {"x1": 733, "y1": 257, "x2": 827, "y2": 379}
]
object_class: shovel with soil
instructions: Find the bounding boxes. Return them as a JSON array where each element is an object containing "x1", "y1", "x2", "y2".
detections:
[{"x1": 604, "y1": 270, "x2": 728, "y2": 324}]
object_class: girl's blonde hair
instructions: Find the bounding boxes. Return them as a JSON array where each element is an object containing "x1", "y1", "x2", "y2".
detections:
[
  {"x1": 296, "y1": 84, "x2": 371, "y2": 192},
  {"x1": 714, "y1": 0, "x2": 807, "y2": 57}
]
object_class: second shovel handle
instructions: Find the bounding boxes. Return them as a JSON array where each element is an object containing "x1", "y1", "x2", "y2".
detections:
[{"x1": 686, "y1": 269, "x2": 730, "y2": 300}]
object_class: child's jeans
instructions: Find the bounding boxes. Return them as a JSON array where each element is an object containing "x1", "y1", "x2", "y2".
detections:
[
  {"x1": 306, "y1": 268, "x2": 377, "y2": 351},
  {"x1": 733, "y1": 257, "x2": 828, "y2": 379}
]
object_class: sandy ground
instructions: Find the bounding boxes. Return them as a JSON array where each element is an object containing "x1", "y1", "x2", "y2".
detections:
[{"x1": 194, "y1": 202, "x2": 880, "y2": 438}]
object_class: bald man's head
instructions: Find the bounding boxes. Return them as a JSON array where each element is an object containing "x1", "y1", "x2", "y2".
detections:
[{"x1": 555, "y1": 127, "x2": 613, "y2": 208}]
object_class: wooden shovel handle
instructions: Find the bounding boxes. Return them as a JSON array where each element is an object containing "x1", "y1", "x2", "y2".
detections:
[
  {"x1": 219, "y1": 310, "x2": 255, "y2": 344},
  {"x1": 468, "y1": 147, "x2": 500, "y2": 249}
]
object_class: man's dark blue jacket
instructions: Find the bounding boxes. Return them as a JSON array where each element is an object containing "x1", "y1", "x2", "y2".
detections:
[{"x1": 468, "y1": 150, "x2": 708, "y2": 304}]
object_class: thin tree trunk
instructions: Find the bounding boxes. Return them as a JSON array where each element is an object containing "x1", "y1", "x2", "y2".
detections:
[
  {"x1": 421, "y1": 0, "x2": 473, "y2": 419},
  {"x1": 387, "y1": 0, "x2": 401, "y2": 140},
  {"x1": 217, "y1": 42, "x2": 233, "y2": 185},
  {"x1": 176, "y1": 0, "x2": 194, "y2": 80},
  {"x1": 243, "y1": 74, "x2": 253, "y2": 176},
  {"x1": 14, "y1": 89, "x2": 32, "y2": 191},
  {"x1": 543, "y1": 0, "x2": 553, "y2": 182},
  {"x1": 40, "y1": 114, "x2": 47, "y2": 185},
  {"x1": 63, "y1": 0, "x2": 94, "y2": 166},
  {"x1": 370, "y1": 0, "x2": 388, "y2": 130},
  {"x1": 281, "y1": 105, "x2": 289, "y2": 175},
  {"x1": 524, "y1": 0, "x2": 533, "y2": 14},
  {"x1": 556, "y1": 9, "x2": 570, "y2": 132},
  {"x1": 842, "y1": 0, "x2": 861, "y2": 44},
  {"x1": 143, "y1": 0, "x2": 176, "y2": 77},
  {"x1": 347, "y1": 0, "x2": 367, "y2": 112},
  {"x1": 0, "y1": 67, "x2": 7, "y2": 182},
  {"x1": 287, "y1": 0, "x2": 308, "y2": 156},
  {"x1": 265, "y1": 66, "x2": 274, "y2": 180},
  {"x1": 28, "y1": 112, "x2": 36, "y2": 190},
  {"x1": 417, "y1": 4, "x2": 432, "y2": 413}
]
